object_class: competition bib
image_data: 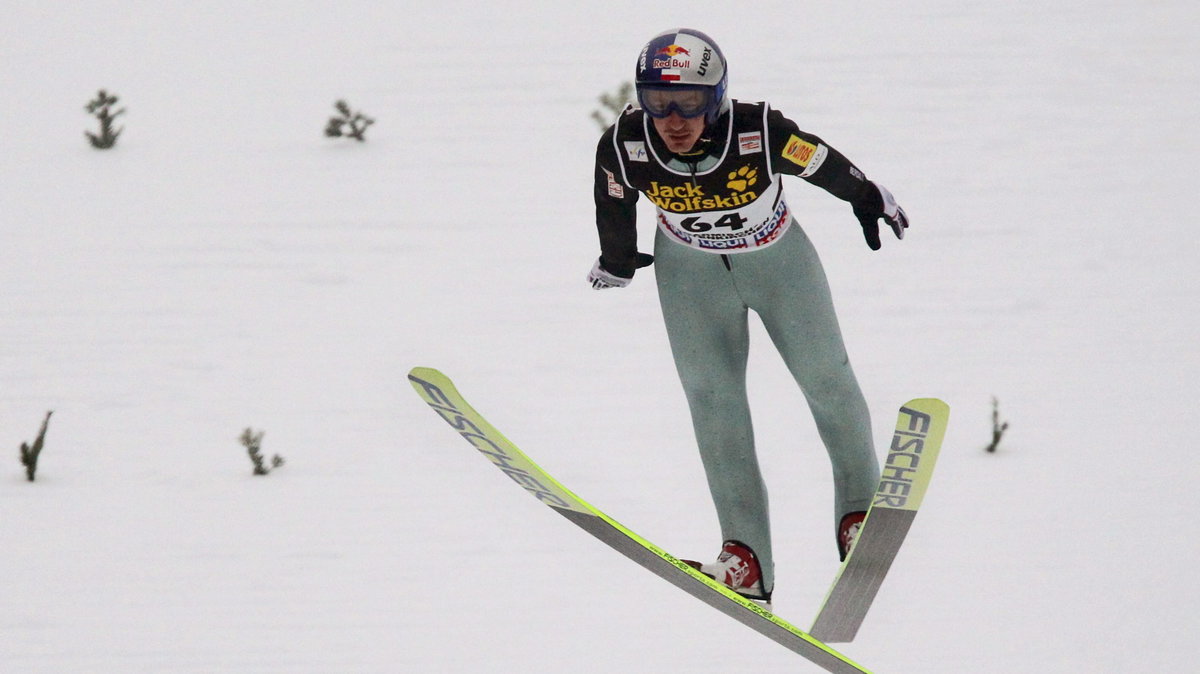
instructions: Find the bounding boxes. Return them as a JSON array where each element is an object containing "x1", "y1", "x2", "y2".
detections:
[{"x1": 653, "y1": 174, "x2": 791, "y2": 254}]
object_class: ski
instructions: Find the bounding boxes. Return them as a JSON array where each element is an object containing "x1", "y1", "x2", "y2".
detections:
[
  {"x1": 809, "y1": 399, "x2": 950, "y2": 643},
  {"x1": 408, "y1": 367, "x2": 873, "y2": 674}
]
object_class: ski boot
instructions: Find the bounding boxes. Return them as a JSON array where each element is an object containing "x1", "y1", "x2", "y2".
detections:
[
  {"x1": 684, "y1": 540, "x2": 772, "y2": 610},
  {"x1": 838, "y1": 511, "x2": 867, "y2": 561}
]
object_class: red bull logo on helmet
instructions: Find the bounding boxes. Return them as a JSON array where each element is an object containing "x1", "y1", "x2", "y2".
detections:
[{"x1": 652, "y1": 44, "x2": 692, "y2": 70}]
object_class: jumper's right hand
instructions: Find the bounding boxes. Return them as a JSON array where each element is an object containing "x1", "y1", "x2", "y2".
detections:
[{"x1": 586, "y1": 254, "x2": 654, "y2": 289}]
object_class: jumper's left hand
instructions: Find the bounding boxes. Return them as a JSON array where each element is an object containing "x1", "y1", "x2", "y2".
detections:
[{"x1": 853, "y1": 181, "x2": 909, "y2": 250}]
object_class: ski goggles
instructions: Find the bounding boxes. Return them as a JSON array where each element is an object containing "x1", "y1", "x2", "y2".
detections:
[{"x1": 636, "y1": 85, "x2": 715, "y2": 119}]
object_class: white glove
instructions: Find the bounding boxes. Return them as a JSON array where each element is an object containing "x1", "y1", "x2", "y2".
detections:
[
  {"x1": 587, "y1": 258, "x2": 632, "y2": 289},
  {"x1": 877, "y1": 183, "x2": 909, "y2": 240}
]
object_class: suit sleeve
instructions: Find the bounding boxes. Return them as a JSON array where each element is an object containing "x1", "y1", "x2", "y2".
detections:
[
  {"x1": 593, "y1": 128, "x2": 642, "y2": 278},
  {"x1": 767, "y1": 107, "x2": 879, "y2": 209}
]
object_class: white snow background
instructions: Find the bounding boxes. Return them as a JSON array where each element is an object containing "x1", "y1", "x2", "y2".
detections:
[{"x1": 2, "y1": 2, "x2": 1197, "y2": 672}]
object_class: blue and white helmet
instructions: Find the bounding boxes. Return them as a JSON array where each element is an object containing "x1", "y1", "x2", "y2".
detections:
[{"x1": 635, "y1": 28, "x2": 729, "y2": 126}]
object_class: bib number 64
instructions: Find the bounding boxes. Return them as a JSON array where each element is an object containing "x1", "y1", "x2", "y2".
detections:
[{"x1": 681, "y1": 213, "x2": 748, "y2": 233}]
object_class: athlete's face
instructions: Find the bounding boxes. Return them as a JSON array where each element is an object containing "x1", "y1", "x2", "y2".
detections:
[{"x1": 652, "y1": 112, "x2": 706, "y2": 154}]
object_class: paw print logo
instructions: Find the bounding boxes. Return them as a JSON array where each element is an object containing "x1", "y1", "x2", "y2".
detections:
[{"x1": 727, "y1": 166, "x2": 758, "y2": 192}]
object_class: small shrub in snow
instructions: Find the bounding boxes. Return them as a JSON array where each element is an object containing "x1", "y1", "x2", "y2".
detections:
[
  {"x1": 986, "y1": 396, "x2": 1010, "y2": 453},
  {"x1": 240, "y1": 428, "x2": 284, "y2": 476},
  {"x1": 324, "y1": 100, "x2": 374, "y2": 141},
  {"x1": 85, "y1": 90, "x2": 124, "y2": 149},
  {"x1": 19, "y1": 411, "x2": 53, "y2": 482},
  {"x1": 591, "y1": 81, "x2": 635, "y2": 132}
]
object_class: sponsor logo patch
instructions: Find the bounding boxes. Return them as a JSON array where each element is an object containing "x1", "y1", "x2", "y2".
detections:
[
  {"x1": 624, "y1": 141, "x2": 648, "y2": 162},
  {"x1": 726, "y1": 166, "x2": 758, "y2": 192},
  {"x1": 798, "y1": 144, "x2": 829, "y2": 178},
  {"x1": 645, "y1": 180, "x2": 757, "y2": 213},
  {"x1": 737, "y1": 132, "x2": 762, "y2": 155},
  {"x1": 782, "y1": 135, "x2": 818, "y2": 167},
  {"x1": 754, "y1": 200, "x2": 789, "y2": 247},
  {"x1": 604, "y1": 168, "x2": 624, "y2": 198}
]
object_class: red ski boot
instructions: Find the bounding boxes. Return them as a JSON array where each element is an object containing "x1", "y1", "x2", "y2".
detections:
[
  {"x1": 838, "y1": 511, "x2": 867, "y2": 561},
  {"x1": 684, "y1": 540, "x2": 771, "y2": 606}
]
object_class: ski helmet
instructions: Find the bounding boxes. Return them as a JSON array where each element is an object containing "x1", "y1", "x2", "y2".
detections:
[{"x1": 634, "y1": 28, "x2": 729, "y2": 126}]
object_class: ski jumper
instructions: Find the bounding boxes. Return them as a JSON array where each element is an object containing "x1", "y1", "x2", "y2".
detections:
[{"x1": 593, "y1": 101, "x2": 882, "y2": 592}]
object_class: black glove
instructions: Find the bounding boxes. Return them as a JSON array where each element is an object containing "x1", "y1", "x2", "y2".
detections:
[{"x1": 853, "y1": 181, "x2": 909, "y2": 251}]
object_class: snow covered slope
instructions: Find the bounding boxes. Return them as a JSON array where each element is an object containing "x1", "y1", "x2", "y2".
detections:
[{"x1": 2, "y1": 1, "x2": 1196, "y2": 671}]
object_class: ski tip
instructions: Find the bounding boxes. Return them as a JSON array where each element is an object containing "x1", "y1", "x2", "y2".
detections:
[
  {"x1": 902, "y1": 398, "x2": 949, "y2": 415},
  {"x1": 408, "y1": 366, "x2": 444, "y2": 380},
  {"x1": 408, "y1": 367, "x2": 458, "y2": 399}
]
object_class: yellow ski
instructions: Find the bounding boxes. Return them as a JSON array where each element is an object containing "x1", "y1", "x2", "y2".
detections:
[
  {"x1": 409, "y1": 366, "x2": 873, "y2": 674},
  {"x1": 810, "y1": 399, "x2": 951, "y2": 642}
]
